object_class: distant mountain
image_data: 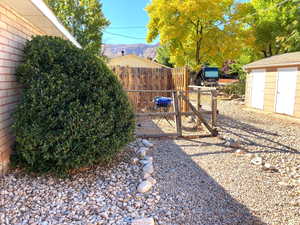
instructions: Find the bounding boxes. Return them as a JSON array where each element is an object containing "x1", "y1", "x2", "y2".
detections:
[{"x1": 103, "y1": 43, "x2": 159, "y2": 59}]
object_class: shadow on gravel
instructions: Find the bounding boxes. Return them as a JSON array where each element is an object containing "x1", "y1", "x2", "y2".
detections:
[
  {"x1": 153, "y1": 138, "x2": 267, "y2": 225},
  {"x1": 217, "y1": 113, "x2": 300, "y2": 154},
  {"x1": 143, "y1": 120, "x2": 267, "y2": 225}
]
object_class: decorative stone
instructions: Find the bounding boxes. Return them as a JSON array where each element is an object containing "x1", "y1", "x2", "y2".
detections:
[
  {"x1": 142, "y1": 139, "x2": 154, "y2": 148},
  {"x1": 144, "y1": 156, "x2": 153, "y2": 162},
  {"x1": 262, "y1": 163, "x2": 279, "y2": 172},
  {"x1": 140, "y1": 160, "x2": 151, "y2": 165},
  {"x1": 137, "y1": 148, "x2": 148, "y2": 158},
  {"x1": 132, "y1": 158, "x2": 139, "y2": 165},
  {"x1": 251, "y1": 156, "x2": 263, "y2": 166},
  {"x1": 143, "y1": 172, "x2": 151, "y2": 179},
  {"x1": 100, "y1": 211, "x2": 109, "y2": 219},
  {"x1": 143, "y1": 163, "x2": 154, "y2": 174},
  {"x1": 137, "y1": 181, "x2": 153, "y2": 193},
  {"x1": 132, "y1": 217, "x2": 155, "y2": 225},
  {"x1": 235, "y1": 149, "x2": 246, "y2": 154},
  {"x1": 146, "y1": 177, "x2": 157, "y2": 185}
]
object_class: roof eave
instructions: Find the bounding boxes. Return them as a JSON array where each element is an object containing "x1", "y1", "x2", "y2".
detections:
[
  {"x1": 244, "y1": 62, "x2": 300, "y2": 70},
  {"x1": 0, "y1": 0, "x2": 81, "y2": 48}
]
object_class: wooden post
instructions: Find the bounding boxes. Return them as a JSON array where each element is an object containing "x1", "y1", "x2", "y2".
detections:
[
  {"x1": 172, "y1": 91, "x2": 182, "y2": 137},
  {"x1": 197, "y1": 88, "x2": 201, "y2": 110},
  {"x1": 211, "y1": 90, "x2": 218, "y2": 128},
  {"x1": 183, "y1": 66, "x2": 190, "y2": 113},
  {"x1": 197, "y1": 88, "x2": 202, "y2": 126}
]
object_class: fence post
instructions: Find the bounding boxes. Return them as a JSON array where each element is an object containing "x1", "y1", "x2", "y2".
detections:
[
  {"x1": 197, "y1": 88, "x2": 202, "y2": 126},
  {"x1": 211, "y1": 90, "x2": 218, "y2": 128},
  {"x1": 173, "y1": 91, "x2": 182, "y2": 137},
  {"x1": 183, "y1": 66, "x2": 190, "y2": 113}
]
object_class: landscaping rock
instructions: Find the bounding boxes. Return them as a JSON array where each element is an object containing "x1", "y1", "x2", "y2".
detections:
[
  {"x1": 146, "y1": 177, "x2": 157, "y2": 185},
  {"x1": 137, "y1": 181, "x2": 153, "y2": 193},
  {"x1": 0, "y1": 147, "x2": 159, "y2": 225},
  {"x1": 132, "y1": 158, "x2": 139, "y2": 165},
  {"x1": 143, "y1": 172, "x2": 151, "y2": 179},
  {"x1": 262, "y1": 163, "x2": 279, "y2": 173},
  {"x1": 140, "y1": 159, "x2": 151, "y2": 165},
  {"x1": 144, "y1": 156, "x2": 153, "y2": 162},
  {"x1": 132, "y1": 217, "x2": 155, "y2": 225},
  {"x1": 235, "y1": 149, "x2": 246, "y2": 154},
  {"x1": 143, "y1": 163, "x2": 154, "y2": 174},
  {"x1": 138, "y1": 147, "x2": 148, "y2": 158},
  {"x1": 142, "y1": 139, "x2": 154, "y2": 148},
  {"x1": 251, "y1": 156, "x2": 263, "y2": 166}
]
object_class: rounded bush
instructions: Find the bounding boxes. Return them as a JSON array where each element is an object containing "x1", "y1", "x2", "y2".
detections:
[{"x1": 12, "y1": 36, "x2": 135, "y2": 175}]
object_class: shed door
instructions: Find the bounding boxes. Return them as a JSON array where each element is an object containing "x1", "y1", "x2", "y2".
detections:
[
  {"x1": 276, "y1": 68, "x2": 297, "y2": 115},
  {"x1": 251, "y1": 69, "x2": 266, "y2": 109}
]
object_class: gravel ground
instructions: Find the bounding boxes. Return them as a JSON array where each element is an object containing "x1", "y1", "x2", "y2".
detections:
[
  {"x1": 0, "y1": 149, "x2": 159, "y2": 225},
  {"x1": 0, "y1": 100, "x2": 299, "y2": 225},
  {"x1": 152, "y1": 100, "x2": 300, "y2": 225}
]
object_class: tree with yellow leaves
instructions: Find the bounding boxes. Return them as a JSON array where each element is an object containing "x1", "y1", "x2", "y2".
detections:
[{"x1": 146, "y1": 0, "x2": 251, "y2": 69}]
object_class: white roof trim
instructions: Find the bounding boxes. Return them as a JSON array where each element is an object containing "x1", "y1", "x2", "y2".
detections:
[
  {"x1": 244, "y1": 62, "x2": 300, "y2": 70},
  {"x1": 0, "y1": 0, "x2": 81, "y2": 48}
]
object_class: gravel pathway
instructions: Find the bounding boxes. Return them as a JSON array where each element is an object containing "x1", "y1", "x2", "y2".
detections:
[{"x1": 152, "y1": 100, "x2": 300, "y2": 225}]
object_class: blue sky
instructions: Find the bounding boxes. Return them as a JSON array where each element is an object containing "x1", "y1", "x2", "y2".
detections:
[
  {"x1": 101, "y1": 0, "x2": 248, "y2": 45},
  {"x1": 102, "y1": 0, "x2": 154, "y2": 45}
]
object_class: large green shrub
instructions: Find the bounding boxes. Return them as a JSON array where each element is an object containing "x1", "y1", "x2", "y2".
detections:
[{"x1": 12, "y1": 36, "x2": 135, "y2": 175}]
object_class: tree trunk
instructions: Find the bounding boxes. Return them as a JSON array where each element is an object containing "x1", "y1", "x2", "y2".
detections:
[{"x1": 269, "y1": 44, "x2": 273, "y2": 56}]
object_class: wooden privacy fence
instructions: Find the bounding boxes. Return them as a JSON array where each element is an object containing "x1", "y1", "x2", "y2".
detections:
[
  {"x1": 111, "y1": 66, "x2": 189, "y2": 112},
  {"x1": 171, "y1": 67, "x2": 190, "y2": 112}
]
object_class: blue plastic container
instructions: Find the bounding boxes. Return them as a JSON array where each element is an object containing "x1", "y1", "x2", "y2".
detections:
[{"x1": 154, "y1": 97, "x2": 172, "y2": 107}]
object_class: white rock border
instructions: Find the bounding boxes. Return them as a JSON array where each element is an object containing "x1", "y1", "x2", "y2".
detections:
[{"x1": 130, "y1": 138, "x2": 157, "y2": 224}]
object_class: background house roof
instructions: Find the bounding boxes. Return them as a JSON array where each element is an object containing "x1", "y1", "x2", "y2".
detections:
[
  {"x1": 244, "y1": 51, "x2": 300, "y2": 69},
  {"x1": 109, "y1": 54, "x2": 171, "y2": 68},
  {"x1": 0, "y1": 0, "x2": 81, "y2": 48}
]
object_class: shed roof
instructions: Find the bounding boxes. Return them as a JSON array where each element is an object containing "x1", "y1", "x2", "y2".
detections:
[
  {"x1": 244, "y1": 51, "x2": 300, "y2": 69},
  {"x1": 0, "y1": 0, "x2": 81, "y2": 48}
]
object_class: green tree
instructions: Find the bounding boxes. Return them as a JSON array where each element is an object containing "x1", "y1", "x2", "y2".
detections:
[
  {"x1": 241, "y1": 0, "x2": 300, "y2": 58},
  {"x1": 46, "y1": 0, "x2": 109, "y2": 55},
  {"x1": 156, "y1": 45, "x2": 173, "y2": 67},
  {"x1": 146, "y1": 0, "x2": 247, "y2": 69}
]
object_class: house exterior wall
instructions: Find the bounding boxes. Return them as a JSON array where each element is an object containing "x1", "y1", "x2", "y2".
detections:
[
  {"x1": 245, "y1": 65, "x2": 300, "y2": 118},
  {"x1": 0, "y1": 3, "x2": 44, "y2": 174},
  {"x1": 263, "y1": 68, "x2": 277, "y2": 112},
  {"x1": 109, "y1": 56, "x2": 164, "y2": 68}
]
